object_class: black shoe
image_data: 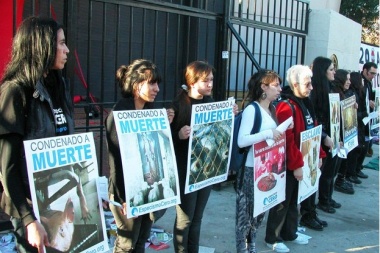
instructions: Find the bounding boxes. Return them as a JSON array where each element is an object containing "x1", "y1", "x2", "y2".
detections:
[
  {"x1": 300, "y1": 216, "x2": 324, "y2": 231},
  {"x1": 347, "y1": 176, "x2": 362, "y2": 184},
  {"x1": 317, "y1": 203, "x2": 336, "y2": 214},
  {"x1": 334, "y1": 180, "x2": 355, "y2": 195},
  {"x1": 314, "y1": 214, "x2": 328, "y2": 227},
  {"x1": 330, "y1": 199, "x2": 342, "y2": 209},
  {"x1": 356, "y1": 171, "x2": 368, "y2": 179}
]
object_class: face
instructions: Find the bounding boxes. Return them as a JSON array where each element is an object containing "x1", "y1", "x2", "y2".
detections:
[
  {"x1": 261, "y1": 78, "x2": 282, "y2": 101},
  {"x1": 294, "y1": 76, "x2": 312, "y2": 98},
  {"x1": 343, "y1": 74, "x2": 351, "y2": 90},
  {"x1": 364, "y1": 67, "x2": 378, "y2": 81},
  {"x1": 52, "y1": 29, "x2": 69, "y2": 70},
  {"x1": 191, "y1": 72, "x2": 213, "y2": 98},
  {"x1": 326, "y1": 63, "x2": 335, "y2": 81},
  {"x1": 136, "y1": 81, "x2": 160, "y2": 102}
]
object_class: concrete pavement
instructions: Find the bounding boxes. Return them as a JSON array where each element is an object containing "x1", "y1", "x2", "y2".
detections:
[{"x1": 147, "y1": 145, "x2": 379, "y2": 253}]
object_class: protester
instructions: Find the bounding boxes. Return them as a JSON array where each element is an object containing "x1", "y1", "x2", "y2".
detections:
[
  {"x1": 265, "y1": 65, "x2": 326, "y2": 252},
  {"x1": 343, "y1": 72, "x2": 370, "y2": 184},
  {"x1": 0, "y1": 16, "x2": 72, "y2": 252},
  {"x1": 169, "y1": 60, "x2": 218, "y2": 253},
  {"x1": 105, "y1": 59, "x2": 165, "y2": 252},
  {"x1": 330, "y1": 69, "x2": 357, "y2": 194},
  {"x1": 309, "y1": 56, "x2": 338, "y2": 214},
  {"x1": 361, "y1": 62, "x2": 378, "y2": 162},
  {"x1": 235, "y1": 70, "x2": 283, "y2": 253}
]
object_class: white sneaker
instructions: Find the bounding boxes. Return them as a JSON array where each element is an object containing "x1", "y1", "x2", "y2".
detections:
[
  {"x1": 266, "y1": 242, "x2": 290, "y2": 253},
  {"x1": 287, "y1": 234, "x2": 309, "y2": 245}
]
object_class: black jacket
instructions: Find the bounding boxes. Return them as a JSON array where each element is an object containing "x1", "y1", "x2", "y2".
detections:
[
  {"x1": 0, "y1": 76, "x2": 74, "y2": 227},
  {"x1": 105, "y1": 97, "x2": 154, "y2": 204}
]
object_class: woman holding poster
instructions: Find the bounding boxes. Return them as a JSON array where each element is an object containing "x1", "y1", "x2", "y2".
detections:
[
  {"x1": 170, "y1": 61, "x2": 216, "y2": 253},
  {"x1": 0, "y1": 17, "x2": 73, "y2": 252},
  {"x1": 309, "y1": 57, "x2": 339, "y2": 214},
  {"x1": 105, "y1": 59, "x2": 163, "y2": 252},
  {"x1": 236, "y1": 70, "x2": 283, "y2": 253}
]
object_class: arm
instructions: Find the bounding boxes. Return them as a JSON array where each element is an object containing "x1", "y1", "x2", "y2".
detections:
[
  {"x1": 276, "y1": 102, "x2": 304, "y2": 171},
  {"x1": 0, "y1": 134, "x2": 36, "y2": 226},
  {"x1": 237, "y1": 104, "x2": 273, "y2": 148}
]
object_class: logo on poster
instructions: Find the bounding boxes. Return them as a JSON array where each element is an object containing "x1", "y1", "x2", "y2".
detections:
[
  {"x1": 263, "y1": 192, "x2": 277, "y2": 206},
  {"x1": 131, "y1": 207, "x2": 138, "y2": 216}
]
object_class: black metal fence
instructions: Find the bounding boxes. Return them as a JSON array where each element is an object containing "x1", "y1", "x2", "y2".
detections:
[{"x1": 11, "y1": 0, "x2": 309, "y2": 175}]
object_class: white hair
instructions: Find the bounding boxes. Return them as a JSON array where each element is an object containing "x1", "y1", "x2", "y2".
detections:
[{"x1": 286, "y1": 65, "x2": 313, "y2": 90}]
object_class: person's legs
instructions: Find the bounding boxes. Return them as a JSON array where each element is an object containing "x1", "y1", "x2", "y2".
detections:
[
  {"x1": 265, "y1": 173, "x2": 297, "y2": 244},
  {"x1": 11, "y1": 217, "x2": 38, "y2": 253},
  {"x1": 318, "y1": 152, "x2": 338, "y2": 213},
  {"x1": 109, "y1": 202, "x2": 152, "y2": 253},
  {"x1": 280, "y1": 175, "x2": 300, "y2": 241},
  {"x1": 356, "y1": 140, "x2": 370, "y2": 178},
  {"x1": 236, "y1": 167, "x2": 263, "y2": 253},
  {"x1": 187, "y1": 186, "x2": 212, "y2": 253}
]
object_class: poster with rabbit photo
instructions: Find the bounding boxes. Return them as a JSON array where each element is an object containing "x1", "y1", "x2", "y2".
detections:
[
  {"x1": 329, "y1": 93, "x2": 340, "y2": 157},
  {"x1": 113, "y1": 108, "x2": 180, "y2": 219},
  {"x1": 24, "y1": 132, "x2": 109, "y2": 253}
]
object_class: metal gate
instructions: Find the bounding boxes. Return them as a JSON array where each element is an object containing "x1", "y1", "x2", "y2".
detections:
[{"x1": 11, "y1": 0, "x2": 309, "y2": 175}]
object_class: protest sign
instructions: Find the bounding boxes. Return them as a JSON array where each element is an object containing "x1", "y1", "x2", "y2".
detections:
[
  {"x1": 185, "y1": 100, "x2": 234, "y2": 194},
  {"x1": 24, "y1": 133, "x2": 108, "y2": 253},
  {"x1": 113, "y1": 109, "x2": 180, "y2": 218},
  {"x1": 253, "y1": 135, "x2": 286, "y2": 217},
  {"x1": 298, "y1": 125, "x2": 322, "y2": 204},
  {"x1": 341, "y1": 95, "x2": 358, "y2": 152},
  {"x1": 329, "y1": 93, "x2": 340, "y2": 157},
  {"x1": 370, "y1": 88, "x2": 379, "y2": 130}
]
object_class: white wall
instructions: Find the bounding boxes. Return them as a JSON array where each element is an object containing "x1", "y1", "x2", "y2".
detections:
[
  {"x1": 305, "y1": 9, "x2": 361, "y2": 71},
  {"x1": 309, "y1": 0, "x2": 341, "y2": 12}
]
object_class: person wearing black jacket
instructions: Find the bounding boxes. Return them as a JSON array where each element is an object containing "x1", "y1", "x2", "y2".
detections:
[
  {"x1": 360, "y1": 62, "x2": 378, "y2": 168},
  {"x1": 105, "y1": 59, "x2": 164, "y2": 253},
  {"x1": 331, "y1": 69, "x2": 356, "y2": 194},
  {"x1": 309, "y1": 57, "x2": 338, "y2": 214},
  {"x1": 0, "y1": 17, "x2": 73, "y2": 252}
]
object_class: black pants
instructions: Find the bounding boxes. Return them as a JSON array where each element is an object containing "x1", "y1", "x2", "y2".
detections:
[
  {"x1": 318, "y1": 148, "x2": 341, "y2": 205},
  {"x1": 265, "y1": 172, "x2": 298, "y2": 244},
  {"x1": 300, "y1": 192, "x2": 317, "y2": 216},
  {"x1": 173, "y1": 185, "x2": 212, "y2": 253}
]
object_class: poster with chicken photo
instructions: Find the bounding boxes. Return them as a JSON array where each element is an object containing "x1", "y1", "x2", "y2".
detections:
[
  {"x1": 252, "y1": 135, "x2": 286, "y2": 217},
  {"x1": 24, "y1": 132, "x2": 109, "y2": 253},
  {"x1": 298, "y1": 125, "x2": 322, "y2": 204},
  {"x1": 185, "y1": 100, "x2": 235, "y2": 194},
  {"x1": 329, "y1": 93, "x2": 340, "y2": 157},
  {"x1": 113, "y1": 109, "x2": 180, "y2": 218},
  {"x1": 341, "y1": 95, "x2": 358, "y2": 152}
]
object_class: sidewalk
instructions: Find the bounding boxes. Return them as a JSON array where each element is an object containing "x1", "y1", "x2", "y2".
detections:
[{"x1": 147, "y1": 144, "x2": 379, "y2": 253}]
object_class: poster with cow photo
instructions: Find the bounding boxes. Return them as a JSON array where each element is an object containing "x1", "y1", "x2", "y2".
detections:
[
  {"x1": 298, "y1": 125, "x2": 322, "y2": 204},
  {"x1": 185, "y1": 100, "x2": 235, "y2": 194},
  {"x1": 341, "y1": 95, "x2": 358, "y2": 152},
  {"x1": 24, "y1": 132, "x2": 108, "y2": 253},
  {"x1": 252, "y1": 135, "x2": 286, "y2": 217},
  {"x1": 113, "y1": 109, "x2": 180, "y2": 219}
]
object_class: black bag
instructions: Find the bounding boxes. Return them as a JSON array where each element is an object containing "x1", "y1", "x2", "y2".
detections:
[{"x1": 229, "y1": 101, "x2": 262, "y2": 173}]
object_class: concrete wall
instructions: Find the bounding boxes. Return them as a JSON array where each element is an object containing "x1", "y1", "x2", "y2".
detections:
[
  {"x1": 305, "y1": 8, "x2": 361, "y2": 71},
  {"x1": 309, "y1": 0, "x2": 341, "y2": 12}
]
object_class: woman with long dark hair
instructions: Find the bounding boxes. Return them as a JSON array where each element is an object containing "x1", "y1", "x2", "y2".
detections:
[
  {"x1": 331, "y1": 69, "x2": 356, "y2": 195},
  {"x1": 309, "y1": 57, "x2": 339, "y2": 214},
  {"x1": 341, "y1": 72, "x2": 369, "y2": 184},
  {"x1": 0, "y1": 16, "x2": 72, "y2": 252}
]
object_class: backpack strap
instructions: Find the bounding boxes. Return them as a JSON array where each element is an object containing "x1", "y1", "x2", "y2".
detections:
[{"x1": 251, "y1": 102, "x2": 262, "y2": 134}]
